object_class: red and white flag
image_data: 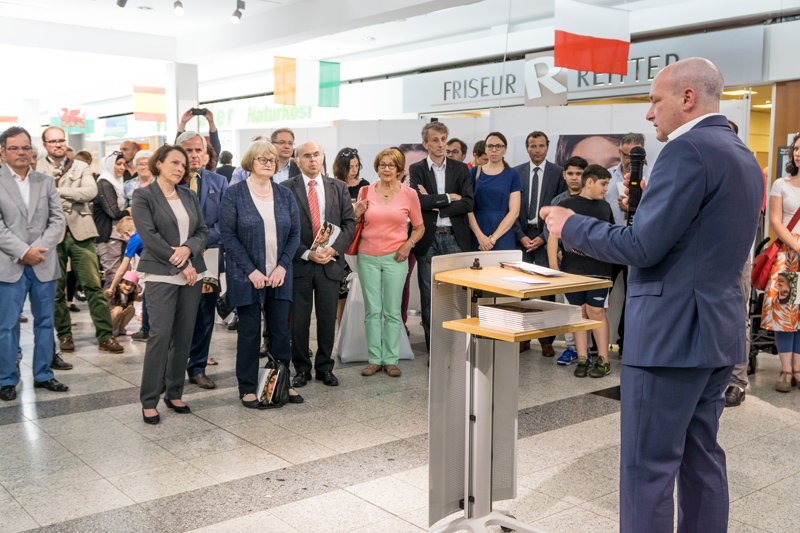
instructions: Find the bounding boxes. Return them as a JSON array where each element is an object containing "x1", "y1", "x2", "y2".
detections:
[{"x1": 554, "y1": 0, "x2": 630, "y2": 76}]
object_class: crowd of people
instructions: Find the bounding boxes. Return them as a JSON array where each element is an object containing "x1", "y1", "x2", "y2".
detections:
[
  {"x1": 0, "y1": 99, "x2": 758, "y2": 420},
  {"x1": 0, "y1": 114, "x2": 644, "y2": 414}
]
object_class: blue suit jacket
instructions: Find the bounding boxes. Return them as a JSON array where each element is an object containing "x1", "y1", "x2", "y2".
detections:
[
  {"x1": 181, "y1": 168, "x2": 228, "y2": 249},
  {"x1": 561, "y1": 115, "x2": 763, "y2": 368},
  {"x1": 219, "y1": 181, "x2": 300, "y2": 307},
  {"x1": 514, "y1": 160, "x2": 566, "y2": 244}
]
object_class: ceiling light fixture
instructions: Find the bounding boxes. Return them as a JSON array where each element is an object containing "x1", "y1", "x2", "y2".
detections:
[
  {"x1": 116, "y1": 0, "x2": 127, "y2": 7},
  {"x1": 231, "y1": 0, "x2": 245, "y2": 24},
  {"x1": 138, "y1": 6, "x2": 153, "y2": 10},
  {"x1": 173, "y1": 0, "x2": 184, "y2": 15},
  {"x1": 362, "y1": 36, "x2": 375, "y2": 42}
]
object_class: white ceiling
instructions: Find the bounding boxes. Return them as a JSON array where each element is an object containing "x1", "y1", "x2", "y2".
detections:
[
  {"x1": 0, "y1": 0, "x2": 300, "y2": 36},
  {"x1": 1, "y1": 0, "x2": 800, "y2": 117}
]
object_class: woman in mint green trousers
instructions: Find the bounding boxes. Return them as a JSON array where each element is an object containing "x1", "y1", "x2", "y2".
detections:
[{"x1": 354, "y1": 148, "x2": 424, "y2": 377}]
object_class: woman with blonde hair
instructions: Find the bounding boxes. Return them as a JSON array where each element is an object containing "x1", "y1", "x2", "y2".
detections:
[
  {"x1": 220, "y1": 140, "x2": 302, "y2": 408},
  {"x1": 352, "y1": 148, "x2": 424, "y2": 377}
]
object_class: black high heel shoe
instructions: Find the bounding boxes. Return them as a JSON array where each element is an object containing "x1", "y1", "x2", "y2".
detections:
[
  {"x1": 142, "y1": 409, "x2": 160, "y2": 425},
  {"x1": 241, "y1": 394, "x2": 261, "y2": 409},
  {"x1": 164, "y1": 399, "x2": 191, "y2": 414}
]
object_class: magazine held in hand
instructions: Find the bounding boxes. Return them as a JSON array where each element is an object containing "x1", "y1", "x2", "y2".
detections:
[{"x1": 311, "y1": 221, "x2": 340, "y2": 252}]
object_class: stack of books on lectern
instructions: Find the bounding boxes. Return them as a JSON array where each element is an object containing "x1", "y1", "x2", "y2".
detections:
[{"x1": 478, "y1": 300, "x2": 582, "y2": 331}]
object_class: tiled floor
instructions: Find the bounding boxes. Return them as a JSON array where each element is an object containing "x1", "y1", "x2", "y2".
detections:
[{"x1": 2, "y1": 304, "x2": 800, "y2": 533}]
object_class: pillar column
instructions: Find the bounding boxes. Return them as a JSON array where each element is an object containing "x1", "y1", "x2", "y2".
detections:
[{"x1": 166, "y1": 62, "x2": 199, "y2": 139}]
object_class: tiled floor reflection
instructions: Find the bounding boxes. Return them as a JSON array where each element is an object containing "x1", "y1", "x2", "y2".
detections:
[{"x1": 2, "y1": 303, "x2": 799, "y2": 532}]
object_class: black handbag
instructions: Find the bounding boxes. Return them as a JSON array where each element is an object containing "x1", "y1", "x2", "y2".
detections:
[
  {"x1": 216, "y1": 292, "x2": 234, "y2": 320},
  {"x1": 256, "y1": 353, "x2": 290, "y2": 408}
]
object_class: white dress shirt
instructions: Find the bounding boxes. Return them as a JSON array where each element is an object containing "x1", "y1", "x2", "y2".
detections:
[
  {"x1": 8, "y1": 165, "x2": 31, "y2": 261},
  {"x1": 427, "y1": 156, "x2": 451, "y2": 227},
  {"x1": 9, "y1": 165, "x2": 30, "y2": 209},
  {"x1": 668, "y1": 113, "x2": 725, "y2": 141},
  {"x1": 528, "y1": 161, "x2": 546, "y2": 225},
  {"x1": 301, "y1": 173, "x2": 327, "y2": 261}
]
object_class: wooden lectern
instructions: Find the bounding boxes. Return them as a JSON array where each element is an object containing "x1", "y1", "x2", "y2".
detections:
[{"x1": 427, "y1": 251, "x2": 612, "y2": 533}]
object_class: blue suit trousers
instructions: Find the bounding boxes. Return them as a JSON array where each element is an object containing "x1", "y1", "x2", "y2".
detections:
[{"x1": 620, "y1": 364, "x2": 734, "y2": 533}]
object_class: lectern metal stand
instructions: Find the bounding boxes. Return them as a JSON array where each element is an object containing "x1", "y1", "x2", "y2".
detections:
[{"x1": 427, "y1": 251, "x2": 611, "y2": 533}]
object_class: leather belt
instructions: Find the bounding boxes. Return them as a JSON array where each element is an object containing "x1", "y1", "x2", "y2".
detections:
[
  {"x1": 435, "y1": 226, "x2": 453, "y2": 234},
  {"x1": 527, "y1": 223, "x2": 538, "y2": 230}
]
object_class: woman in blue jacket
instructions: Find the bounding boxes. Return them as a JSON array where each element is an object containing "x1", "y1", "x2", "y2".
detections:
[{"x1": 220, "y1": 141, "x2": 301, "y2": 408}]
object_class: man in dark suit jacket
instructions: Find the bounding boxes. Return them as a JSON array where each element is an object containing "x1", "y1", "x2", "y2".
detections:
[
  {"x1": 285, "y1": 142, "x2": 355, "y2": 388},
  {"x1": 513, "y1": 131, "x2": 565, "y2": 357},
  {"x1": 409, "y1": 122, "x2": 474, "y2": 353},
  {"x1": 178, "y1": 132, "x2": 229, "y2": 390},
  {"x1": 542, "y1": 58, "x2": 763, "y2": 533}
]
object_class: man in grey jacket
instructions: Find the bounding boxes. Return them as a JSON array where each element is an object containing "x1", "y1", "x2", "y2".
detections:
[{"x1": 0, "y1": 127, "x2": 69, "y2": 401}]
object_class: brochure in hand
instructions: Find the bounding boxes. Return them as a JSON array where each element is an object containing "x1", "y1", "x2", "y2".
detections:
[{"x1": 311, "y1": 221, "x2": 341, "y2": 252}]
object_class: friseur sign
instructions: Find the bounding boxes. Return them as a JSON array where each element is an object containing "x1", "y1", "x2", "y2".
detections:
[
  {"x1": 403, "y1": 25, "x2": 765, "y2": 113},
  {"x1": 403, "y1": 61, "x2": 526, "y2": 113}
]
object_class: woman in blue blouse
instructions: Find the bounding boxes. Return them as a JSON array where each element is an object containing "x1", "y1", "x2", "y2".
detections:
[
  {"x1": 219, "y1": 141, "x2": 301, "y2": 409},
  {"x1": 468, "y1": 132, "x2": 522, "y2": 251}
]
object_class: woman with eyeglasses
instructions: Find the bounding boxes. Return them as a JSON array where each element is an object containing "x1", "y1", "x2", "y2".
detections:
[
  {"x1": 332, "y1": 148, "x2": 368, "y2": 323},
  {"x1": 352, "y1": 148, "x2": 424, "y2": 377},
  {"x1": 468, "y1": 132, "x2": 522, "y2": 251},
  {"x1": 94, "y1": 152, "x2": 132, "y2": 288},
  {"x1": 334, "y1": 148, "x2": 368, "y2": 201},
  {"x1": 219, "y1": 141, "x2": 302, "y2": 408}
]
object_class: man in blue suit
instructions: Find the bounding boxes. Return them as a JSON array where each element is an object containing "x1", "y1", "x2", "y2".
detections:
[
  {"x1": 178, "y1": 132, "x2": 229, "y2": 389},
  {"x1": 513, "y1": 132, "x2": 566, "y2": 357},
  {"x1": 542, "y1": 58, "x2": 763, "y2": 533}
]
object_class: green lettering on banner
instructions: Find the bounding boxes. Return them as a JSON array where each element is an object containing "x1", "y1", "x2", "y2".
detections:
[
  {"x1": 247, "y1": 107, "x2": 257, "y2": 124},
  {"x1": 280, "y1": 107, "x2": 289, "y2": 121},
  {"x1": 290, "y1": 107, "x2": 299, "y2": 119}
]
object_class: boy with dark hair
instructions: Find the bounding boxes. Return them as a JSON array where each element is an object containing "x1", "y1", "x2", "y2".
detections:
[
  {"x1": 545, "y1": 156, "x2": 588, "y2": 365},
  {"x1": 549, "y1": 164, "x2": 615, "y2": 378}
]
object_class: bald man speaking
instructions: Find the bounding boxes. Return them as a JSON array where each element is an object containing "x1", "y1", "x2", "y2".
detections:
[{"x1": 542, "y1": 58, "x2": 763, "y2": 532}]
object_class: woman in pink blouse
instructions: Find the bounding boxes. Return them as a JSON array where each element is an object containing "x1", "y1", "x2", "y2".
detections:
[{"x1": 353, "y1": 148, "x2": 424, "y2": 377}]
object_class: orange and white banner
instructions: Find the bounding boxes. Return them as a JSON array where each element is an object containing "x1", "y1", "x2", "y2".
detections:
[
  {"x1": 554, "y1": 0, "x2": 630, "y2": 76},
  {"x1": 133, "y1": 86, "x2": 167, "y2": 122},
  {"x1": 274, "y1": 57, "x2": 340, "y2": 108}
]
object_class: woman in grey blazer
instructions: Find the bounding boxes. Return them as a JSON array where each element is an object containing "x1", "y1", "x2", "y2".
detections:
[{"x1": 131, "y1": 145, "x2": 208, "y2": 424}]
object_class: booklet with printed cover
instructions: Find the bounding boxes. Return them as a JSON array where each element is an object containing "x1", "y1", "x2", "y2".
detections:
[{"x1": 311, "y1": 221, "x2": 341, "y2": 252}]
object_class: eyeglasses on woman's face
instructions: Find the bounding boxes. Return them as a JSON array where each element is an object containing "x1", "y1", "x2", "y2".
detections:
[
  {"x1": 378, "y1": 163, "x2": 396, "y2": 169},
  {"x1": 486, "y1": 144, "x2": 506, "y2": 151},
  {"x1": 254, "y1": 157, "x2": 277, "y2": 166}
]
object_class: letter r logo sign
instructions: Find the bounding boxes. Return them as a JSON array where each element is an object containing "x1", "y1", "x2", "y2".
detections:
[{"x1": 524, "y1": 54, "x2": 568, "y2": 105}]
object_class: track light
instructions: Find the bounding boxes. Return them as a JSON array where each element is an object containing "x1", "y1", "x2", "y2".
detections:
[
  {"x1": 173, "y1": 0, "x2": 184, "y2": 15},
  {"x1": 116, "y1": 0, "x2": 127, "y2": 6},
  {"x1": 231, "y1": 0, "x2": 245, "y2": 24}
]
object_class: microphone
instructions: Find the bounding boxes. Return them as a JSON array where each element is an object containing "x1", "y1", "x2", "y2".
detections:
[{"x1": 626, "y1": 146, "x2": 646, "y2": 226}]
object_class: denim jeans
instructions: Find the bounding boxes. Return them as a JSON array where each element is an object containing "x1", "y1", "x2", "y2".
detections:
[
  {"x1": 0, "y1": 267, "x2": 57, "y2": 387},
  {"x1": 416, "y1": 232, "x2": 463, "y2": 352}
]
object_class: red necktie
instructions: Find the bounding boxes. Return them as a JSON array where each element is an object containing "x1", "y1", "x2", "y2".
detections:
[{"x1": 308, "y1": 180, "x2": 321, "y2": 237}]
